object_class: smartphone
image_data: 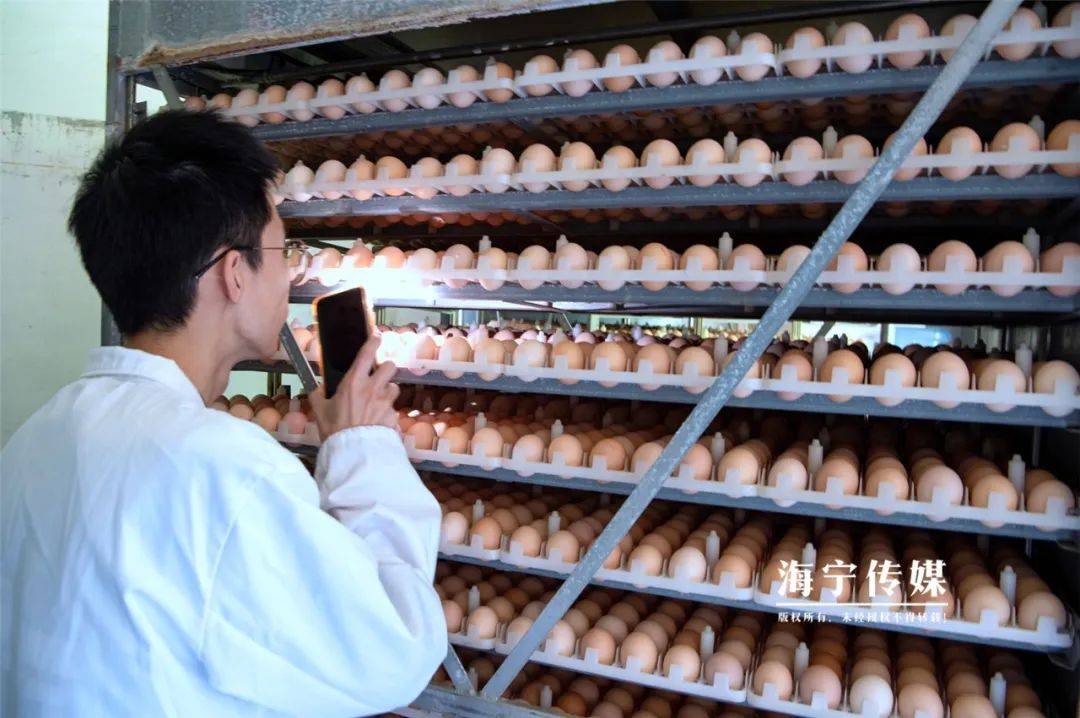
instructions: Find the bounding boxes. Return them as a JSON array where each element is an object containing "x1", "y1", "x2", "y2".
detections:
[{"x1": 313, "y1": 286, "x2": 372, "y2": 398}]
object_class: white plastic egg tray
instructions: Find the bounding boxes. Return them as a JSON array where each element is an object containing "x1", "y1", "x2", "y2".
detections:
[
  {"x1": 276, "y1": 129, "x2": 1080, "y2": 202},
  {"x1": 438, "y1": 526, "x2": 1074, "y2": 649},
  {"x1": 448, "y1": 619, "x2": 1016, "y2": 718},
  {"x1": 293, "y1": 233, "x2": 1080, "y2": 298},
  {"x1": 274, "y1": 419, "x2": 1080, "y2": 534},
  {"x1": 489, "y1": 626, "x2": 749, "y2": 706},
  {"x1": 225, "y1": 19, "x2": 1080, "y2": 125},
  {"x1": 440, "y1": 526, "x2": 756, "y2": 603}
]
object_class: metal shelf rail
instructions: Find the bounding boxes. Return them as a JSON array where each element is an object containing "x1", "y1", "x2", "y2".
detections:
[
  {"x1": 276, "y1": 174, "x2": 1080, "y2": 217},
  {"x1": 250, "y1": 57, "x2": 1080, "y2": 142},
  {"x1": 287, "y1": 282, "x2": 1080, "y2": 318},
  {"x1": 237, "y1": 362, "x2": 1080, "y2": 428},
  {"x1": 280, "y1": 445, "x2": 1077, "y2": 542}
]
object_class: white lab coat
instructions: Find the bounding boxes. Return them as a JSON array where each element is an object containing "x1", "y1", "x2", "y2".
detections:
[{"x1": 1, "y1": 347, "x2": 447, "y2": 717}]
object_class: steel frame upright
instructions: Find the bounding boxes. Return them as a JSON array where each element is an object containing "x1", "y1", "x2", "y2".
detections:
[{"x1": 478, "y1": 0, "x2": 1023, "y2": 700}]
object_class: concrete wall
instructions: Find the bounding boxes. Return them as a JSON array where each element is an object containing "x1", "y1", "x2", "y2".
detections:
[{"x1": 1, "y1": 0, "x2": 109, "y2": 444}]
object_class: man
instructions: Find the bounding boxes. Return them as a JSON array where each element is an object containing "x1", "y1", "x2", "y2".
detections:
[{"x1": 1, "y1": 110, "x2": 447, "y2": 716}]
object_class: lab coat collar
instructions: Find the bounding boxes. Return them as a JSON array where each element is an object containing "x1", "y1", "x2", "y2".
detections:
[{"x1": 83, "y1": 346, "x2": 205, "y2": 406}]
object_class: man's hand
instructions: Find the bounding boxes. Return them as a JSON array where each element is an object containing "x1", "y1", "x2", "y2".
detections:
[{"x1": 309, "y1": 336, "x2": 400, "y2": 439}]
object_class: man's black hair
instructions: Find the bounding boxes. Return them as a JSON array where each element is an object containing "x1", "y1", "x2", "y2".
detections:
[{"x1": 68, "y1": 109, "x2": 280, "y2": 336}]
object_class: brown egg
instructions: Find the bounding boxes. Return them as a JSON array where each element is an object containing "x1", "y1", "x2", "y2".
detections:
[
  {"x1": 545, "y1": 530, "x2": 581, "y2": 562},
  {"x1": 717, "y1": 446, "x2": 761, "y2": 485},
  {"x1": 976, "y1": 359, "x2": 1026, "y2": 411},
  {"x1": 1047, "y1": 120, "x2": 1080, "y2": 176},
  {"x1": 898, "y1": 683, "x2": 944, "y2": 718},
  {"x1": 620, "y1": 631, "x2": 659, "y2": 672},
  {"x1": 869, "y1": 353, "x2": 917, "y2": 405},
  {"x1": 713, "y1": 554, "x2": 754, "y2": 588},
  {"x1": 601, "y1": 145, "x2": 638, "y2": 191},
  {"x1": 984, "y1": 241, "x2": 1034, "y2": 296},
  {"x1": 885, "y1": 14, "x2": 930, "y2": 68},
  {"x1": 470, "y1": 426, "x2": 504, "y2": 458},
  {"x1": 753, "y1": 660, "x2": 794, "y2": 699},
  {"x1": 521, "y1": 54, "x2": 559, "y2": 96},
  {"x1": 628, "y1": 544, "x2": 665, "y2": 576},
  {"x1": 876, "y1": 243, "x2": 922, "y2": 294},
  {"x1": 820, "y1": 349, "x2": 865, "y2": 401},
  {"x1": 685, "y1": 140, "x2": 725, "y2": 186},
  {"x1": 590, "y1": 438, "x2": 628, "y2": 471},
  {"x1": 548, "y1": 433, "x2": 584, "y2": 466},
  {"x1": 951, "y1": 694, "x2": 997, "y2": 718},
  {"x1": 833, "y1": 21, "x2": 875, "y2": 73},
  {"x1": 551, "y1": 341, "x2": 586, "y2": 383},
  {"x1": 772, "y1": 350, "x2": 813, "y2": 400},
  {"x1": 518, "y1": 144, "x2": 558, "y2": 193},
  {"x1": 998, "y1": 7, "x2": 1043, "y2": 61},
  {"x1": 675, "y1": 244, "x2": 718, "y2": 291},
  {"x1": 668, "y1": 546, "x2": 708, "y2": 582},
  {"x1": 644, "y1": 40, "x2": 685, "y2": 87},
  {"x1": 782, "y1": 136, "x2": 824, "y2": 186},
  {"x1": 469, "y1": 516, "x2": 504, "y2": 550},
  {"x1": 603, "y1": 44, "x2": 642, "y2": 92},
  {"x1": 510, "y1": 525, "x2": 543, "y2": 556},
  {"x1": 726, "y1": 244, "x2": 767, "y2": 291},
  {"x1": 466, "y1": 604, "x2": 500, "y2": 639},
  {"x1": 554, "y1": 241, "x2": 590, "y2": 289},
  {"x1": 991, "y1": 123, "x2": 1041, "y2": 178},
  {"x1": 784, "y1": 27, "x2": 826, "y2": 77},
  {"x1": 813, "y1": 456, "x2": 860, "y2": 505},
  {"x1": 1018, "y1": 590, "x2": 1067, "y2": 631},
  {"x1": 1039, "y1": 242, "x2": 1080, "y2": 296},
  {"x1": 926, "y1": 240, "x2": 977, "y2": 295},
  {"x1": 634, "y1": 344, "x2": 673, "y2": 390},
  {"x1": 831, "y1": 134, "x2": 874, "y2": 184},
  {"x1": 560, "y1": 49, "x2": 599, "y2": 97},
  {"x1": 735, "y1": 32, "x2": 774, "y2": 81},
  {"x1": 971, "y1": 474, "x2": 1019, "y2": 516},
  {"x1": 936, "y1": 127, "x2": 982, "y2": 181},
  {"x1": 1027, "y1": 478, "x2": 1076, "y2": 513},
  {"x1": 640, "y1": 140, "x2": 682, "y2": 189},
  {"x1": 799, "y1": 664, "x2": 843, "y2": 708},
  {"x1": 580, "y1": 627, "x2": 617, "y2": 664},
  {"x1": 733, "y1": 138, "x2": 772, "y2": 187},
  {"x1": 662, "y1": 644, "x2": 701, "y2": 682},
  {"x1": 920, "y1": 351, "x2": 970, "y2": 407},
  {"x1": 826, "y1": 242, "x2": 869, "y2": 293},
  {"x1": 962, "y1": 584, "x2": 1011, "y2": 625}
]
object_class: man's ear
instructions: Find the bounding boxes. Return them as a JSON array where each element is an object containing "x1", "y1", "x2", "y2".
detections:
[{"x1": 220, "y1": 250, "x2": 245, "y2": 303}]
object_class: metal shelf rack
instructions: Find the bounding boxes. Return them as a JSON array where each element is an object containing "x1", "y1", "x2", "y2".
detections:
[{"x1": 120, "y1": 0, "x2": 1080, "y2": 714}]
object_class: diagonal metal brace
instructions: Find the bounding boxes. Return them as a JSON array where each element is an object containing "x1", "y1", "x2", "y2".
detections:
[
  {"x1": 479, "y1": 0, "x2": 1022, "y2": 700},
  {"x1": 150, "y1": 64, "x2": 184, "y2": 110},
  {"x1": 278, "y1": 324, "x2": 319, "y2": 393},
  {"x1": 441, "y1": 644, "x2": 475, "y2": 695}
]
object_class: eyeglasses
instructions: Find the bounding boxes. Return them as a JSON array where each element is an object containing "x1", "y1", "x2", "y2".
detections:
[{"x1": 193, "y1": 239, "x2": 309, "y2": 279}]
